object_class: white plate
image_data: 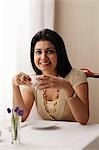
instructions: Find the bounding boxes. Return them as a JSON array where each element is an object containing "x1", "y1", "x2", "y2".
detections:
[{"x1": 29, "y1": 120, "x2": 57, "y2": 129}]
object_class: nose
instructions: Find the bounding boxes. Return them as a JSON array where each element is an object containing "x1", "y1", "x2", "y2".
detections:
[{"x1": 41, "y1": 52, "x2": 47, "y2": 59}]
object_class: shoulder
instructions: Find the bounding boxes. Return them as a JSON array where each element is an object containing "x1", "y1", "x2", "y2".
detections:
[
  {"x1": 69, "y1": 68, "x2": 86, "y2": 77},
  {"x1": 65, "y1": 68, "x2": 87, "y2": 88}
]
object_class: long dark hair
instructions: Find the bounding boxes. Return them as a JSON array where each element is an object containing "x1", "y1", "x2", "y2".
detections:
[{"x1": 30, "y1": 29, "x2": 72, "y2": 77}]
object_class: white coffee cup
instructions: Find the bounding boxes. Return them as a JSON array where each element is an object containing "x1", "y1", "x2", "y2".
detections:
[{"x1": 29, "y1": 74, "x2": 37, "y2": 89}]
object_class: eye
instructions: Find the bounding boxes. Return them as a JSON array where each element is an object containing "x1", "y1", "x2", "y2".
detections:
[
  {"x1": 34, "y1": 50, "x2": 42, "y2": 55},
  {"x1": 46, "y1": 49, "x2": 56, "y2": 55}
]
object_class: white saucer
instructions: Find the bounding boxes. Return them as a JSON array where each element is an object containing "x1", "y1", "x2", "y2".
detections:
[{"x1": 30, "y1": 120, "x2": 57, "y2": 129}]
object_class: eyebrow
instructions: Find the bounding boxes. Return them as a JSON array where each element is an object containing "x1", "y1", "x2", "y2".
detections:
[
  {"x1": 34, "y1": 47, "x2": 55, "y2": 51},
  {"x1": 34, "y1": 48, "x2": 42, "y2": 51}
]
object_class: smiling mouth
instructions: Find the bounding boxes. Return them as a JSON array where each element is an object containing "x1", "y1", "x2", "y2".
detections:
[{"x1": 40, "y1": 62, "x2": 51, "y2": 66}]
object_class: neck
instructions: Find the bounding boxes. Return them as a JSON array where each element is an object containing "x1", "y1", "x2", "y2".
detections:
[{"x1": 42, "y1": 70, "x2": 58, "y2": 76}]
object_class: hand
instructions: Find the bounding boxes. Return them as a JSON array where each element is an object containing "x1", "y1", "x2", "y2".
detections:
[
  {"x1": 12, "y1": 72, "x2": 31, "y2": 86},
  {"x1": 34, "y1": 75, "x2": 69, "y2": 90},
  {"x1": 81, "y1": 68, "x2": 99, "y2": 77}
]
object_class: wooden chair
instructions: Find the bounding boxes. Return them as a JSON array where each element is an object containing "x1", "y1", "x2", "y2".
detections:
[{"x1": 81, "y1": 68, "x2": 99, "y2": 78}]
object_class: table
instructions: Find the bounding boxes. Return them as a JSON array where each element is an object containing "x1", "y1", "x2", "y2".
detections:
[{"x1": 0, "y1": 120, "x2": 99, "y2": 150}]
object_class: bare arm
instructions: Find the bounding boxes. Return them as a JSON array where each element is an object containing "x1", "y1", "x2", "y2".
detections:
[
  {"x1": 12, "y1": 73, "x2": 35, "y2": 122},
  {"x1": 63, "y1": 82, "x2": 89, "y2": 125},
  {"x1": 81, "y1": 68, "x2": 99, "y2": 78}
]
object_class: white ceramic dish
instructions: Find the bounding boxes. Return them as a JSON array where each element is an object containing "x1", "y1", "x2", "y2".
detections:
[{"x1": 30, "y1": 120, "x2": 57, "y2": 129}]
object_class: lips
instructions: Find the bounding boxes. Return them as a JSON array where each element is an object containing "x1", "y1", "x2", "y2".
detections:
[{"x1": 40, "y1": 62, "x2": 51, "y2": 66}]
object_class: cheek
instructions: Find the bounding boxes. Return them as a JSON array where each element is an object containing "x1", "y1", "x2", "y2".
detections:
[
  {"x1": 34, "y1": 56, "x2": 39, "y2": 66},
  {"x1": 34, "y1": 57, "x2": 36, "y2": 63},
  {"x1": 51, "y1": 55, "x2": 57, "y2": 67}
]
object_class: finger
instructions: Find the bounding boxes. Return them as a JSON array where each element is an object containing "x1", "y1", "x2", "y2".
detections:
[
  {"x1": 18, "y1": 73, "x2": 31, "y2": 82},
  {"x1": 36, "y1": 84, "x2": 50, "y2": 90},
  {"x1": 36, "y1": 75, "x2": 49, "y2": 81},
  {"x1": 16, "y1": 73, "x2": 31, "y2": 86}
]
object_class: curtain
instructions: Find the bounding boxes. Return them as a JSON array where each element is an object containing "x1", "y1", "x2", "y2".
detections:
[{"x1": 0, "y1": 0, "x2": 55, "y2": 121}]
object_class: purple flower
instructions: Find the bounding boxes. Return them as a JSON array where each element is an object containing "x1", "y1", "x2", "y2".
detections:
[
  {"x1": 7, "y1": 107, "x2": 24, "y2": 116},
  {"x1": 17, "y1": 109, "x2": 24, "y2": 116},
  {"x1": 14, "y1": 107, "x2": 19, "y2": 113},
  {"x1": 7, "y1": 108, "x2": 11, "y2": 113}
]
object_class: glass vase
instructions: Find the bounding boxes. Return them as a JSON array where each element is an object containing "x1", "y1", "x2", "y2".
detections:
[{"x1": 11, "y1": 113, "x2": 21, "y2": 144}]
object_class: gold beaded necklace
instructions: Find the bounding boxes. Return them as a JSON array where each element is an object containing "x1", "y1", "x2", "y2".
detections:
[{"x1": 43, "y1": 89, "x2": 59, "y2": 120}]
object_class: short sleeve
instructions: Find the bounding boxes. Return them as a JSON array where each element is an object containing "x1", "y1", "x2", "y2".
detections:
[{"x1": 65, "y1": 68, "x2": 87, "y2": 88}]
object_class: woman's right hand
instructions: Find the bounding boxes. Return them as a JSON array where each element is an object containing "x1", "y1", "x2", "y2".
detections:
[{"x1": 12, "y1": 72, "x2": 31, "y2": 86}]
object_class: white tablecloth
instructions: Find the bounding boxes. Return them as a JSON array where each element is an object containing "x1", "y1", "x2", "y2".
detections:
[{"x1": 0, "y1": 120, "x2": 99, "y2": 150}]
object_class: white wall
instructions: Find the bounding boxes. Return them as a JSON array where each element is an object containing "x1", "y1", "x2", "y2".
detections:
[
  {"x1": 0, "y1": 0, "x2": 34, "y2": 120},
  {"x1": 0, "y1": 0, "x2": 55, "y2": 121},
  {"x1": 55, "y1": 0, "x2": 99, "y2": 123}
]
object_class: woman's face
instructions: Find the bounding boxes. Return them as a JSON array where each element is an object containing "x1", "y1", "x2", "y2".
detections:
[{"x1": 34, "y1": 40, "x2": 57, "y2": 75}]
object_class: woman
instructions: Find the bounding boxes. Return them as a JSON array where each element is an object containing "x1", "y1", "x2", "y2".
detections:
[{"x1": 13, "y1": 29, "x2": 89, "y2": 125}]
